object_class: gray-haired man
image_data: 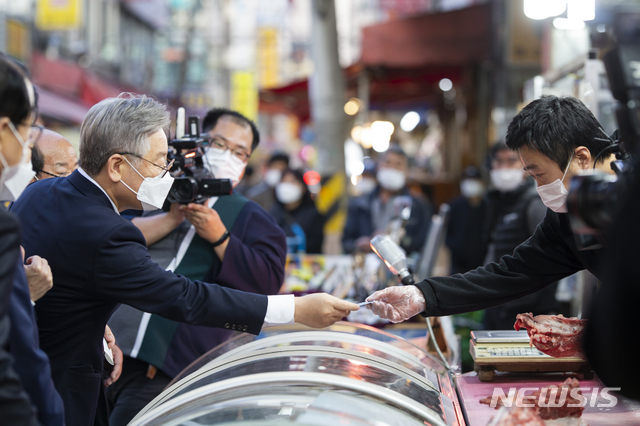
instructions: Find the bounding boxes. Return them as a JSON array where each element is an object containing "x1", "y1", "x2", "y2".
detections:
[{"x1": 11, "y1": 93, "x2": 358, "y2": 426}]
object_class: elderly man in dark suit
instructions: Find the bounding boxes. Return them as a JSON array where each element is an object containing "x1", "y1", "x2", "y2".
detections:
[{"x1": 11, "y1": 93, "x2": 358, "y2": 426}]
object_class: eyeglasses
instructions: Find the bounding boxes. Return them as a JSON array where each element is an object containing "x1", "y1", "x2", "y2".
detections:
[
  {"x1": 208, "y1": 137, "x2": 251, "y2": 162},
  {"x1": 119, "y1": 152, "x2": 175, "y2": 178},
  {"x1": 28, "y1": 124, "x2": 44, "y2": 145},
  {"x1": 37, "y1": 169, "x2": 70, "y2": 178}
]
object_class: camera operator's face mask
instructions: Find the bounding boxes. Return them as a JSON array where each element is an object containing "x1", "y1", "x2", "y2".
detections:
[
  {"x1": 535, "y1": 151, "x2": 574, "y2": 213},
  {"x1": 204, "y1": 148, "x2": 246, "y2": 187},
  {"x1": 120, "y1": 157, "x2": 174, "y2": 211},
  {"x1": 0, "y1": 121, "x2": 36, "y2": 202}
]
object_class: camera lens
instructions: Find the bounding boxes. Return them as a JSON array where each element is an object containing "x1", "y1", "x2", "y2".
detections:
[{"x1": 167, "y1": 177, "x2": 199, "y2": 204}]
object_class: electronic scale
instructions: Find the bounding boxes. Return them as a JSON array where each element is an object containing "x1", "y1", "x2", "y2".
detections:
[{"x1": 470, "y1": 330, "x2": 592, "y2": 382}]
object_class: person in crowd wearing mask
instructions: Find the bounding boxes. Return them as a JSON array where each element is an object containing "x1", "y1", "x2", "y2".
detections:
[
  {"x1": 482, "y1": 142, "x2": 559, "y2": 330},
  {"x1": 0, "y1": 55, "x2": 65, "y2": 426},
  {"x1": 11, "y1": 93, "x2": 359, "y2": 426},
  {"x1": 363, "y1": 96, "x2": 616, "y2": 325},
  {"x1": 247, "y1": 152, "x2": 290, "y2": 211},
  {"x1": 445, "y1": 166, "x2": 486, "y2": 275},
  {"x1": 353, "y1": 157, "x2": 377, "y2": 196},
  {"x1": 32, "y1": 129, "x2": 78, "y2": 180},
  {"x1": 106, "y1": 108, "x2": 287, "y2": 426},
  {"x1": 342, "y1": 145, "x2": 431, "y2": 255},
  {"x1": 271, "y1": 168, "x2": 325, "y2": 254}
]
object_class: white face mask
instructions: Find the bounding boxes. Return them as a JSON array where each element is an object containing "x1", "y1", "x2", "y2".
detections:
[
  {"x1": 203, "y1": 147, "x2": 246, "y2": 187},
  {"x1": 276, "y1": 181, "x2": 303, "y2": 204},
  {"x1": 377, "y1": 168, "x2": 406, "y2": 192},
  {"x1": 535, "y1": 152, "x2": 574, "y2": 213},
  {"x1": 264, "y1": 168, "x2": 282, "y2": 187},
  {"x1": 460, "y1": 179, "x2": 484, "y2": 198},
  {"x1": 120, "y1": 157, "x2": 175, "y2": 211},
  {"x1": 490, "y1": 168, "x2": 525, "y2": 193},
  {"x1": 355, "y1": 177, "x2": 377, "y2": 196},
  {"x1": 0, "y1": 122, "x2": 35, "y2": 201}
]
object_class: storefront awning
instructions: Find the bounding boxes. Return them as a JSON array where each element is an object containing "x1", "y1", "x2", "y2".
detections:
[
  {"x1": 260, "y1": 4, "x2": 490, "y2": 122},
  {"x1": 360, "y1": 3, "x2": 491, "y2": 68},
  {"x1": 36, "y1": 87, "x2": 90, "y2": 124}
]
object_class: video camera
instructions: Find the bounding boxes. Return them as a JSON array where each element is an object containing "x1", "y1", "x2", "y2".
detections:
[
  {"x1": 567, "y1": 10, "x2": 640, "y2": 250},
  {"x1": 166, "y1": 108, "x2": 232, "y2": 205}
]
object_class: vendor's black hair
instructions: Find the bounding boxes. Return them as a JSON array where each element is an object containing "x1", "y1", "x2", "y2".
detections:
[
  {"x1": 0, "y1": 54, "x2": 34, "y2": 126},
  {"x1": 202, "y1": 108, "x2": 260, "y2": 152},
  {"x1": 505, "y1": 96, "x2": 609, "y2": 171}
]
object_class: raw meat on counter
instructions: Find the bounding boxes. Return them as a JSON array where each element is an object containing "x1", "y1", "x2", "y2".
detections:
[
  {"x1": 487, "y1": 407, "x2": 546, "y2": 426},
  {"x1": 514, "y1": 313, "x2": 586, "y2": 358},
  {"x1": 480, "y1": 378, "x2": 585, "y2": 421}
]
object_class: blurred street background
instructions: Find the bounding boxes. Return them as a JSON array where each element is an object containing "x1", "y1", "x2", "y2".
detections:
[{"x1": 0, "y1": 0, "x2": 631, "y2": 255}]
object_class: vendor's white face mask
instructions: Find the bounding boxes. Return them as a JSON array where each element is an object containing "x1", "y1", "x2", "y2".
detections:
[
  {"x1": 535, "y1": 152, "x2": 574, "y2": 213},
  {"x1": 120, "y1": 157, "x2": 174, "y2": 211}
]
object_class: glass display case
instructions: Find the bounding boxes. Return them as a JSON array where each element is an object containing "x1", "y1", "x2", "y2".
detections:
[{"x1": 129, "y1": 323, "x2": 464, "y2": 426}]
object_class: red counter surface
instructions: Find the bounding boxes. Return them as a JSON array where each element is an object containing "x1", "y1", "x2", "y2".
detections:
[{"x1": 455, "y1": 372, "x2": 640, "y2": 426}]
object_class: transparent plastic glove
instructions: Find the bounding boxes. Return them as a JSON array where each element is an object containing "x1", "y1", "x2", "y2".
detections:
[{"x1": 365, "y1": 286, "x2": 426, "y2": 323}]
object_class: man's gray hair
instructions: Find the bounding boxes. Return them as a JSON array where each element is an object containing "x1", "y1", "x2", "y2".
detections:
[{"x1": 79, "y1": 93, "x2": 170, "y2": 176}]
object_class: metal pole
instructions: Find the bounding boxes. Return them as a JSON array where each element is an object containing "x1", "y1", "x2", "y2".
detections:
[{"x1": 309, "y1": 0, "x2": 346, "y2": 176}]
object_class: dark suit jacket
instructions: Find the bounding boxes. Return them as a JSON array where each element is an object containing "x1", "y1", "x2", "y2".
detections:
[
  {"x1": 10, "y1": 257, "x2": 65, "y2": 426},
  {"x1": 0, "y1": 208, "x2": 40, "y2": 426},
  {"x1": 11, "y1": 171, "x2": 268, "y2": 426}
]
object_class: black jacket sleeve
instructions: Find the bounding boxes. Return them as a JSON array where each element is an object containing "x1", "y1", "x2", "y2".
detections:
[
  {"x1": 415, "y1": 210, "x2": 585, "y2": 316},
  {"x1": 0, "y1": 210, "x2": 41, "y2": 426}
]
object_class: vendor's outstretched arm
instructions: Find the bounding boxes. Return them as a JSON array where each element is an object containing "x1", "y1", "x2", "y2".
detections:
[{"x1": 367, "y1": 212, "x2": 587, "y2": 321}]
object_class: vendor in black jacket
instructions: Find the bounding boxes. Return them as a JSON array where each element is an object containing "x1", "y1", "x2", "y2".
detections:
[{"x1": 366, "y1": 95, "x2": 617, "y2": 322}]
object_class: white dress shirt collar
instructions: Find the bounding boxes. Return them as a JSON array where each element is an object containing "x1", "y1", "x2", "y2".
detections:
[{"x1": 78, "y1": 168, "x2": 120, "y2": 214}]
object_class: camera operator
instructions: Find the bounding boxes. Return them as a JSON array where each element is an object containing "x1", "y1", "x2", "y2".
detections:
[
  {"x1": 106, "y1": 108, "x2": 288, "y2": 425},
  {"x1": 11, "y1": 94, "x2": 358, "y2": 426},
  {"x1": 364, "y1": 96, "x2": 617, "y2": 324}
]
